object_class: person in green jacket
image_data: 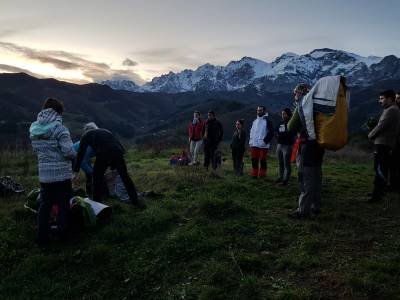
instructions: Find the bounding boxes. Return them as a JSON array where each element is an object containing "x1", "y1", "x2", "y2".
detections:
[{"x1": 287, "y1": 83, "x2": 325, "y2": 219}]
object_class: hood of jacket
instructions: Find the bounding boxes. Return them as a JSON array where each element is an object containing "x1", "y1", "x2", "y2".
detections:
[{"x1": 29, "y1": 108, "x2": 62, "y2": 139}]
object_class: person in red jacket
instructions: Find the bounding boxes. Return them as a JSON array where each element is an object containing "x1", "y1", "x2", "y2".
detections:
[{"x1": 188, "y1": 111, "x2": 204, "y2": 165}]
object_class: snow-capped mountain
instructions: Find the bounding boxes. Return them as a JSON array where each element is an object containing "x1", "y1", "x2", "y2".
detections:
[
  {"x1": 101, "y1": 48, "x2": 400, "y2": 94},
  {"x1": 99, "y1": 79, "x2": 140, "y2": 92}
]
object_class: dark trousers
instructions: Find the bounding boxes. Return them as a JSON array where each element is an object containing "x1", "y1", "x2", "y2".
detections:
[
  {"x1": 85, "y1": 172, "x2": 93, "y2": 197},
  {"x1": 93, "y1": 153, "x2": 138, "y2": 204},
  {"x1": 372, "y1": 144, "x2": 391, "y2": 200},
  {"x1": 276, "y1": 144, "x2": 293, "y2": 183},
  {"x1": 204, "y1": 143, "x2": 218, "y2": 170},
  {"x1": 38, "y1": 180, "x2": 72, "y2": 242},
  {"x1": 389, "y1": 144, "x2": 400, "y2": 191},
  {"x1": 296, "y1": 141, "x2": 325, "y2": 214},
  {"x1": 232, "y1": 148, "x2": 245, "y2": 175}
]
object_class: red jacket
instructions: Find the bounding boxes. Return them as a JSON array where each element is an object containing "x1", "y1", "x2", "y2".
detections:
[{"x1": 188, "y1": 119, "x2": 204, "y2": 141}]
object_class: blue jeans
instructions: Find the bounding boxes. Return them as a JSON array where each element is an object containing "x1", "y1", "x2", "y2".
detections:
[{"x1": 38, "y1": 180, "x2": 72, "y2": 243}]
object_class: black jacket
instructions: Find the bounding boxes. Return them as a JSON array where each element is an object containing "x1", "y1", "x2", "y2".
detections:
[
  {"x1": 275, "y1": 121, "x2": 296, "y2": 145},
  {"x1": 204, "y1": 119, "x2": 223, "y2": 145},
  {"x1": 73, "y1": 128, "x2": 125, "y2": 172},
  {"x1": 230, "y1": 129, "x2": 247, "y2": 151}
]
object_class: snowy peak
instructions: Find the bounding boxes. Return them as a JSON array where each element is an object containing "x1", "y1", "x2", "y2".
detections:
[
  {"x1": 99, "y1": 79, "x2": 140, "y2": 92},
  {"x1": 101, "y1": 49, "x2": 397, "y2": 94}
]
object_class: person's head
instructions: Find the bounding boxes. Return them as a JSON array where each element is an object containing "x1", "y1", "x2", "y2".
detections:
[
  {"x1": 396, "y1": 91, "x2": 400, "y2": 106},
  {"x1": 293, "y1": 83, "x2": 311, "y2": 101},
  {"x1": 282, "y1": 108, "x2": 292, "y2": 121},
  {"x1": 42, "y1": 98, "x2": 64, "y2": 115},
  {"x1": 208, "y1": 110, "x2": 215, "y2": 120},
  {"x1": 378, "y1": 90, "x2": 396, "y2": 108},
  {"x1": 83, "y1": 122, "x2": 98, "y2": 133},
  {"x1": 257, "y1": 105, "x2": 266, "y2": 117},
  {"x1": 235, "y1": 119, "x2": 244, "y2": 129},
  {"x1": 193, "y1": 111, "x2": 200, "y2": 119}
]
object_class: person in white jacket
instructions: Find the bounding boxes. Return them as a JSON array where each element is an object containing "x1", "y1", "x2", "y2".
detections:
[{"x1": 249, "y1": 106, "x2": 274, "y2": 178}]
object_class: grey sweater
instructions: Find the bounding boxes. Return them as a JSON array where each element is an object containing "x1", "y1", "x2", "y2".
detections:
[{"x1": 368, "y1": 104, "x2": 400, "y2": 149}]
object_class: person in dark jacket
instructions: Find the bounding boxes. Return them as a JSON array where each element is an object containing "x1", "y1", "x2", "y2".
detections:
[
  {"x1": 390, "y1": 91, "x2": 400, "y2": 191},
  {"x1": 275, "y1": 108, "x2": 296, "y2": 185},
  {"x1": 188, "y1": 111, "x2": 204, "y2": 165},
  {"x1": 73, "y1": 127, "x2": 145, "y2": 208},
  {"x1": 367, "y1": 90, "x2": 400, "y2": 201},
  {"x1": 230, "y1": 119, "x2": 247, "y2": 176},
  {"x1": 203, "y1": 111, "x2": 223, "y2": 170}
]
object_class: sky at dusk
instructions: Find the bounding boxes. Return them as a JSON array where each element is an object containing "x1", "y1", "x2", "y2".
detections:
[{"x1": 0, "y1": 0, "x2": 399, "y2": 84}]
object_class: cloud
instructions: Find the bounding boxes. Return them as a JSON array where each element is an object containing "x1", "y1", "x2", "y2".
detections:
[
  {"x1": 0, "y1": 63, "x2": 42, "y2": 77},
  {"x1": 0, "y1": 41, "x2": 146, "y2": 84},
  {"x1": 133, "y1": 47, "x2": 208, "y2": 71},
  {"x1": 0, "y1": 16, "x2": 46, "y2": 38},
  {"x1": 122, "y1": 58, "x2": 138, "y2": 67}
]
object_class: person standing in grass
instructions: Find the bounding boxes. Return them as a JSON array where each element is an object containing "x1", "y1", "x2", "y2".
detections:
[
  {"x1": 230, "y1": 119, "x2": 247, "y2": 176},
  {"x1": 367, "y1": 90, "x2": 400, "y2": 202},
  {"x1": 287, "y1": 83, "x2": 325, "y2": 219},
  {"x1": 390, "y1": 91, "x2": 400, "y2": 191},
  {"x1": 274, "y1": 108, "x2": 296, "y2": 186},
  {"x1": 188, "y1": 111, "x2": 204, "y2": 165},
  {"x1": 249, "y1": 106, "x2": 274, "y2": 179},
  {"x1": 30, "y1": 98, "x2": 76, "y2": 244},
  {"x1": 203, "y1": 111, "x2": 223, "y2": 170},
  {"x1": 73, "y1": 127, "x2": 145, "y2": 208}
]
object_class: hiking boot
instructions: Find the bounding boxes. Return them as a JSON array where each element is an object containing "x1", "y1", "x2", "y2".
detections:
[
  {"x1": 279, "y1": 180, "x2": 288, "y2": 186},
  {"x1": 288, "y1": 210, "x2": 309, "y2": 220},
  {"x1": 275, "y1": 178, "x2": 282, "y2": 184}
]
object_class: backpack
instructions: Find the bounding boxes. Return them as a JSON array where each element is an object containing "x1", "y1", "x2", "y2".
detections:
[
  {"x1": 300, "y1": 76, "x2": 349, "y2": 151},
  {"x1": 314, "y1": 78, "x2": 349, "y2": 150}
]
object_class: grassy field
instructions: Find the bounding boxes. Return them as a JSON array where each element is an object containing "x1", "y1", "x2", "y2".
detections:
[{"x1": 0, "y1": 146, "x2": 399, "y2": 299}]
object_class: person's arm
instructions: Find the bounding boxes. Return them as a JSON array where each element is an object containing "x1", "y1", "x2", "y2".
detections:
[
  {"x1": 80, "y1": 146, "x2": 94, "y2": 175},
  {"x1": 73, "y1": 133, "x2": 89, "y2": 173},
  {"x1": 202, "y1": 121, "x2": 207, "y2": 139},
  {"x1": 57, "y1": 126, "x2": 76, "y2": 160},
  {"x1": 287, "y1": 108, "x2": 301, "y2": 133},
  {"x1": 218, "y1": 121, "x2": 223, "y2": 143},
  {"x1": 249, "y1": 122, "x2": 254, "y2": 146},
  {"x1": 368, "y1": 109, "x2": 392, "y2": 141},
  {"x1": 263, "y1": 119, "x2": 274, "y2": 145},
  {"x1": 240, "y1": 130, "x2": 247, "y2": 147},
  {"x1": 188, "y1": 122, "x2": 191, "y2": 143}
]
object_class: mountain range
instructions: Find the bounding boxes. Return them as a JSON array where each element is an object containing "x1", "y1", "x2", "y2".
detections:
[
  {"x1": 100, "y1": 48, "x2": 400, "y2": 94},
  {"x1": 1, "y1": 48, "x2": 400, "y2": 146}
]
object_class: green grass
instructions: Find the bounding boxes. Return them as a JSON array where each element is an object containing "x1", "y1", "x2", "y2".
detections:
[{"x1": 0, "y1": 147, "x2": 399, "y2": 299}]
